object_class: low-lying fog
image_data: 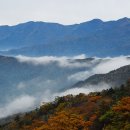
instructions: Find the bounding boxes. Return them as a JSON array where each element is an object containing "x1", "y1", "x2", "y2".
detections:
[{"x1": 0, "y1": 54, "x2": 130, "y2": 118}]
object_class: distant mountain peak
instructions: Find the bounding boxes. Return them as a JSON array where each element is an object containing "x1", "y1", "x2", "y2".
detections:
[
  {"x1": 81, "y1": 19, "x2": 103, "y2": 25},
  {"x1": 90, "y1": 18, "x2": 103, "y2": 23},
  {"x1": 117, "y1": 17, "x2": 130, "y2": 22}
]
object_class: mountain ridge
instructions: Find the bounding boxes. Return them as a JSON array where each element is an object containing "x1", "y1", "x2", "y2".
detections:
[
  {"x1": 72, "y1": 64, "x2": 130, "y2": 88},
  {"x1": 0, "y1": 17, "x2": 130, "y2": 57}
]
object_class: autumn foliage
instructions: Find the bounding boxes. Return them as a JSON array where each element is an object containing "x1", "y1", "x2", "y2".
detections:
[{"x1": 0, "y1": 81, "x2": 130, "y2": 130}]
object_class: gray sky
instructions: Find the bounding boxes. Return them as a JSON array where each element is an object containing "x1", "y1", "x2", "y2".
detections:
[{"x1": 0, "y1": 0, "x2": 130, "y2": 25}]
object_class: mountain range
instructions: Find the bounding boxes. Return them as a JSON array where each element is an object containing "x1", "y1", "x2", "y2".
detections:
[
  {"x1": 0, "y1": 17, "x2": 130, "y2": 56},
  {"x1": 0, "y1": 18, "x2": 130, "y2": 120}
]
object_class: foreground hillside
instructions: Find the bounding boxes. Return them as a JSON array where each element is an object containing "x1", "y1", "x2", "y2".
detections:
[{"x1": 1, "y1": 80, "x2": 130, "y2": 130}]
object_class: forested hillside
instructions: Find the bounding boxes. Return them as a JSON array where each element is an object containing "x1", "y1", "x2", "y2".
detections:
[{"x1": 1, "y1": 79, "x2": 130, "y2": 130}]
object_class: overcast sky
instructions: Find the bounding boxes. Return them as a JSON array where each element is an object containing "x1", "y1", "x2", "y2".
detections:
[{"x1": 0, "y1": 0, "x2": 130, "y2": 25}]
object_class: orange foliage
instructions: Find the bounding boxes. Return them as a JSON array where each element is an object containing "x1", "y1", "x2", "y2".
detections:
[
  {"x1": 34, "y1": 111, "x2": 92, "y2": 130},
  {"x1": 113, "y1": 97, "x2": 130, "y2": 112},
  {"x1": 89, "y1": 96, "x2": 102, "y2": 102}
]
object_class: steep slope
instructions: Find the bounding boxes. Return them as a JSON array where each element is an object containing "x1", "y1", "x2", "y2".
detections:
[
  {"x1": 1, "y1": 79, "x2": 130, "y2": 130},
  {"x1": 73, "y1": 65, "x2": 130, "y2": 88}
]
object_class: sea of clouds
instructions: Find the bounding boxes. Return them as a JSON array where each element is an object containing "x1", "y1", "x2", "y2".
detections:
[{"x1": 0, "y1": 54, "x2": 130, "y2": 118}]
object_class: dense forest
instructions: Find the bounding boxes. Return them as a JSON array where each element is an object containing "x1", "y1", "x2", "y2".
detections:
[{"x1": 1, "y1": 80, "x2": 130, "y2": 130}]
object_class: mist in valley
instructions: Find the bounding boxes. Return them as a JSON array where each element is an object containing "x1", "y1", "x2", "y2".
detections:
[{"x1": 0, "y1": 54, "x2": 130, "y2": 118}]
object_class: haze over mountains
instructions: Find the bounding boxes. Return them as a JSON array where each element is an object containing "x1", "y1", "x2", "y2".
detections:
[
  {"x1": 0, "y1": 54, "x2": 130, "y2": 118},
  {"x1": 0, "y1": 17, "x2": 130, "y2": 119},
  {"x1": 72, "y1": 64, "x2": 130, "y2": 89},
  {"x1": 0, "y1": 17, "x2": 130, "y2": 57}
]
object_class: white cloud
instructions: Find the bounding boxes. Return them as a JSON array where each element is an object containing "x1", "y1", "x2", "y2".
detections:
[
  {"x1": 1, "y1": 55, "x2": 130, "y2": 118},
  {"x1": 39, "y1": 82, "x2": 111, "y2": 105},
  {"x1": 16, "y1": 55, "x2": 63, "y2": 65},
  {"x1": 0, "y1": 95, "x2": 36, "y2": 118},
  {"x1": 68, "y1": 56, "x2": 130, "y2": 82},
  {"x1": 55, "y1": 82, "x2": 111, "y2": 97},
  {"x1": 93, "y1": 56, "x2": 130, "y2": 74},
  {"x1": 0, "y1": 82, "x2": 111, "y2": 118},
  {"x1": 72, "y1": 54, "x2": 86, "y2": 59},
  {"x1": 68, "y1": 70, "x2": 93, "y2": 81},
  {"x1": 16, "y1": 55, "x2": 130, "y2": 83},
  {"x1": 16, "y1": 54, "x2": 93, "y2": 68}
]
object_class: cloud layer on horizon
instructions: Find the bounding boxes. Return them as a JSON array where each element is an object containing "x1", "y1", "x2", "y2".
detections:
[{"x1": 16, "y1": 54, "x2": 90, "y2": 68}]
